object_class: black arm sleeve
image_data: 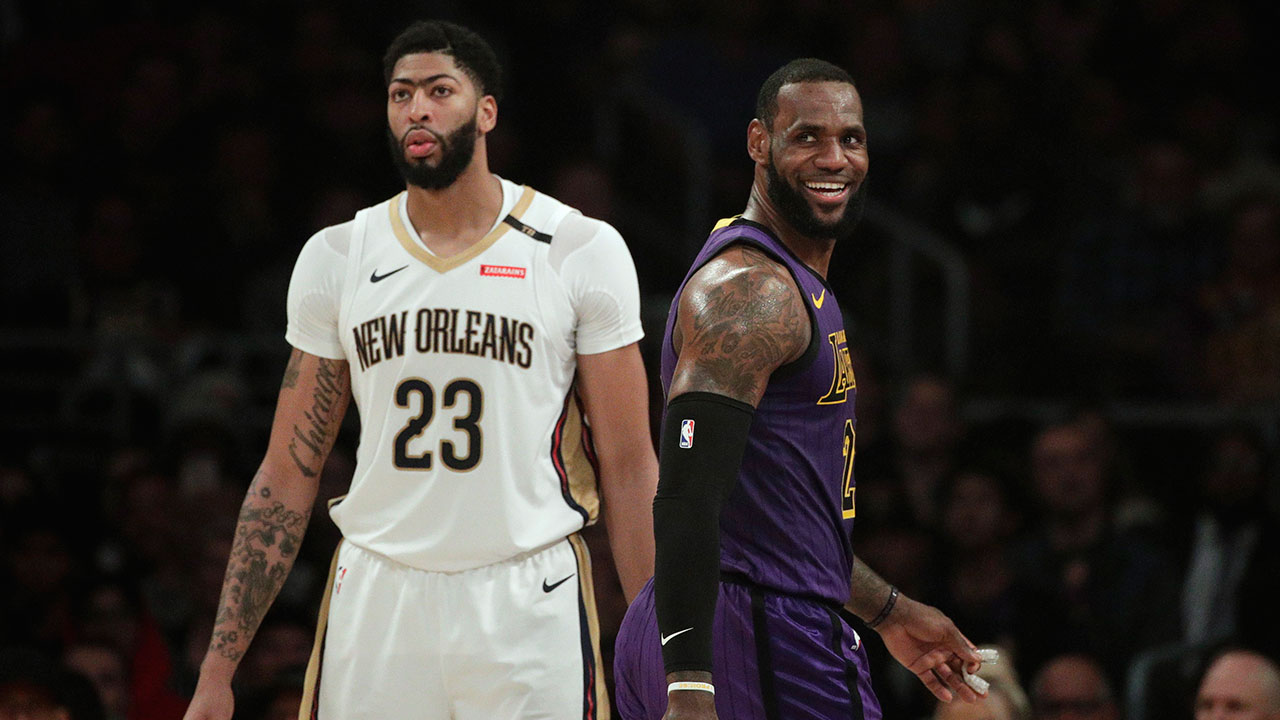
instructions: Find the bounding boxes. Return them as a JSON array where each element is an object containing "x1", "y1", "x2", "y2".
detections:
[{"x1": 653, "y1": 391, "x2": 755, "y2": 674}]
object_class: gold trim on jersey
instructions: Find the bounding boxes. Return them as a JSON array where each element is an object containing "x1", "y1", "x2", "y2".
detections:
[
  {"x1": 567, "y1": 533, "x2": 611, "y2": 720},
  {"x1": 388, "y1": 185, "x2": 537, "y2": 273},
  {"x1": 299, "y1": 540, "x2": 343, "y2": 720},
  {"x1": 554, "y1": 390, "x2": 601, "y2": 524}
]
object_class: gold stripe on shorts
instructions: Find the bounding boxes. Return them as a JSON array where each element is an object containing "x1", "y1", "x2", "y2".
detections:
[
  {"x1": 568, "y1": 532, "x2": 610, "y2": 720},
  {"x1": 299, "y1": 540, "x2": 343, "y2": 720}
]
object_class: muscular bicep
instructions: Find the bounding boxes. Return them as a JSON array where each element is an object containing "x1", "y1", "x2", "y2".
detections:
[
  {"x1": 264, "y1": 348, "x2": 353, "y2": 481},
  {"x1": 668, "y1": 245, "x2": 810, "y2": 407}
]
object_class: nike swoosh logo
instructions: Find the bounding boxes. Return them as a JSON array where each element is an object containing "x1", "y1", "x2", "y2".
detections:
[
  {"x1": 811, "y1": 289, "x2": 826, "y2": 309},
  {"x1": 660, "y1": 627, "x2": 694, "y2": 645},
  {"x1": 370, "y1": 265, "x2": 409, "y2": 283},
  {"x1": 542, "y1": 574, "x2": 574, "y2": 593}
]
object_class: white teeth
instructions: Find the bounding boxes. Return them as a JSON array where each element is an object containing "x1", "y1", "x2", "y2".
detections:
[{"x1": 805, "y1": 182, "x2": 846, "y2": 192}]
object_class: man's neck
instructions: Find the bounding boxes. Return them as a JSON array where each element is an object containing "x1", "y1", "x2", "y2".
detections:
[
  {"x1": 403, "y1": 162, "x2": 504, "y2": 253},
  {"x1": 741, "y1": 181, "x2": 836, "y2": 278}
]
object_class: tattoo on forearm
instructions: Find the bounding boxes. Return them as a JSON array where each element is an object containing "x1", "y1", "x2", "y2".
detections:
[
  {"x1": 678, "y1": 246, "x2": 809, "y2": 402},
  {"x1": 209, "y1": 490, "x2": 311, "y2": 661},
  {"x1": 286, "y1": 358, "x2": 347, "y2": 478}
]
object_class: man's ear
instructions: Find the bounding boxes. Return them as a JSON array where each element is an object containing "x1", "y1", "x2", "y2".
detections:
[
  {"x1": 477, "y1": 95, "x2": 498, "y2": 134},
  {"x1": 747, "y1": 118, "x2": 770, "y2": 165}
]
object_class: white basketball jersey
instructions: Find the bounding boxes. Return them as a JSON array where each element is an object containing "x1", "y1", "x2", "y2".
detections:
[{"x1": 285, "y1": 177, "x2": 644, "y2": 571}]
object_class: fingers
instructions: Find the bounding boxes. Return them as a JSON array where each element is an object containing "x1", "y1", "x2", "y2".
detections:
[
  {"x1": 922, "y1": 667, "x2": 954, "y2": 703},
  {"x1": 932, "y1": 657, "x2": 982, "y2": 703},
  {"x1": 916, "y1": 652, "x2": 986, "y2": 703}
]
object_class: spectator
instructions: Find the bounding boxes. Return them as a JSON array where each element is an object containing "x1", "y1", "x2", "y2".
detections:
[
  {"x1": 62, "y1": 643, "x2": 128, "y2": 720},
  {"x1": 927, "y1": 468, "x2": 1021, "y2": 650},
  {"x1": 1194, "y1": 650, "x2": 1280, "y2": 720},
  {"x1": 1197, "y1": 193, "x2": 1280, "y2": 403},
  {"x1": 0, "y1": 646, "x2": 79, "y2": 720},
  {"x1": 1012, "y1": 418, "x2": 1179, "y2": 688},
  {"x1": 889, "y1": 373, "x2": 965, "y2": 528},
  {"x1": 1030, "y1": 654, "x2": 1119, "y2": 720},
  {"x1": 1178, "y1": 429, "x2": 1280, "y2": 657}
]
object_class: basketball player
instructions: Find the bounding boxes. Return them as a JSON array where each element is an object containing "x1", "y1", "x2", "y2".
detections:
[
  {"x1": 613, "y1": 58, "x2": 983, "y2": 719},
  {"x1": 183, "y1": 20, "x2": 657, "y2": 720}
]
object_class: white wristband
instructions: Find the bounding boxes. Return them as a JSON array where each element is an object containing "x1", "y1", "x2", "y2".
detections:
[{"x1": 668, "y1": 681, "x2": 715, "y2": 694}]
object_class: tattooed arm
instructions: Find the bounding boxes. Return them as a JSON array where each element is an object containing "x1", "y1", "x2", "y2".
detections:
[
  {"x1": 185, "y1": 348, "x2": 351, "y2": 720},
  {"x1": 659, "y1": 244, "x2": 810, "y2": 719},
  {"x1": 667, "y1": 244, "x2": 810, "y2": 404}
]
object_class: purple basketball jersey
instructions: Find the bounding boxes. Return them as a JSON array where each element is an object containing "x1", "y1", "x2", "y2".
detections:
[{"x1": 660, "y1": 218, "x2": 857, "y2": 605}]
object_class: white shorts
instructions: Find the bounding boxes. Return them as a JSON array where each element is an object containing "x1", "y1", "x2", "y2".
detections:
[{"x1": 299, "y1": 536, "x2": 609, "y2": 720}]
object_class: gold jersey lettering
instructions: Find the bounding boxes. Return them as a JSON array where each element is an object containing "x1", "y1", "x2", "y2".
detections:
[{"x1": 817, "y1": 330, "x2": 856, "y2": 405}]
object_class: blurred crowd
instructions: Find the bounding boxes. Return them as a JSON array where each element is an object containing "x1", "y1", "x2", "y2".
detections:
[{"x1": 2, "y1": 1, "x2": 1278, "y2": 719}]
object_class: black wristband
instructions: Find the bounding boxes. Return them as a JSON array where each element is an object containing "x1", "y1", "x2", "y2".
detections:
[
  {"x1": 653, "y1": 391, "x2": 755, "y2": 674},
  {"x1": 866, "y1": 586, "x2": 899, "y2": 629}
]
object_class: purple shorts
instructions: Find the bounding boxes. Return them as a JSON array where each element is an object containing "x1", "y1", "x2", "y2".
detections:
[{"x1": 614, "y1": 577, "x2": 882, "y2": 720}]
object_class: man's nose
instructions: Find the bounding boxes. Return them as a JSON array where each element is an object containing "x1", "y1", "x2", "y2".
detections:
[
  {"x1": 813, "y1": 139, "x2": 849, "y2": 171},
  {"x1": 408, "y1": 89, "x2": 432, "y2": 122}
]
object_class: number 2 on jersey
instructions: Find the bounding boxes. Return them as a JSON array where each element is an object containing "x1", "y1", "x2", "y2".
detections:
[
  {"x1": 841, "y1": 419, "x2": 856, "y2": 519},
  {"x1": 393, "y1": 378, "x2": 483, "y2": 471}
]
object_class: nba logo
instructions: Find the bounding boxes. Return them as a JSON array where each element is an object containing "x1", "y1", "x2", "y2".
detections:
[{"x1": 679, "y1": 419, "x2": 695, "y2": 448}]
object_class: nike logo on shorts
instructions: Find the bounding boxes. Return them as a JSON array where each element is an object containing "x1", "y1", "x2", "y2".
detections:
[
  {"x1": 661, "y1": 627, "x2": 694, "y2": 645},
  {"x1": 542, "y1": 574, "x2": 574, "y2": 593}
]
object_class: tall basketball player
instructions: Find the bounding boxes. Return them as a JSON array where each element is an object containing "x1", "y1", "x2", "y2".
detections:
[
  {"x1": 183, "y1": 20, "x2": 657, "y2": 720},
  {"x1": 613, "y1": 58, "x2": 984, "y2": 720}
]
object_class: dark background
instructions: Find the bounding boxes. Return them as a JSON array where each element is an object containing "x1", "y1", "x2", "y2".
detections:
[{"x1": 2, "y1": 1, "x2": 1278, "y2": 719}]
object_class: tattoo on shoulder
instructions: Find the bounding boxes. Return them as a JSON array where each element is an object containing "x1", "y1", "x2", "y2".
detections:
[
  {"x1": 281, "y1": 350, "x2": 303, "y2": 390},
  {"x1": 676, "y1": 245, "x2": 809, "y2": 402}
]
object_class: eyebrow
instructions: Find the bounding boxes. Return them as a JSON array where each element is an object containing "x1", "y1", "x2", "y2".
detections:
[
  {"x1": 791, "y1": 122, "x2": 865, "y2": 135},
  {"x1": 389, "y1": 73, "x2": 459, "y2": 87}
]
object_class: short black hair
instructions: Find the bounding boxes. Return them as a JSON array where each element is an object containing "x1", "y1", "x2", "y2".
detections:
[
  {"x1": 755, "y1": 58, "x2": 855, "y2": 130},
  {"x1": 383, "y1": 20, "x2": 503, "y2": 103}
]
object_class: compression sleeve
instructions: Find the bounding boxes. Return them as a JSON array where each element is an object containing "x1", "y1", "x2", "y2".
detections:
[{"x1": 653, "y1": 391, "x2": 755, "y2": 674}]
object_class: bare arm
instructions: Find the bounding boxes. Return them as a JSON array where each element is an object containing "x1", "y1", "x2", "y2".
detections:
[
  {"x1": 662, "y1": 245, "x2": 809, "y2": 717},
  {"x1": 185, "y1": 348, "x2": 352, "y2": 720},
  {"x1": 846, "y1": 555, "x2": 983, "y2": 704},
  {"x1": 575, "y1": 342, "x2": 658, "y2": 603}
]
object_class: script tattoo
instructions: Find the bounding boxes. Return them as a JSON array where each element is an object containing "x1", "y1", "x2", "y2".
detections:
[
  {"x1": 287, "y1": 358, "x2": 349, "y2": 478},
  {"x1": 674, "y1": 245, "x2": 810, "y2": 404},
  {"x1": 209, "y1": 473, "x2": 311, "y2": 662}
]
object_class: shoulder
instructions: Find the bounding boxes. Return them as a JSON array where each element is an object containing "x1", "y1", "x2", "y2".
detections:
[
  {"x1": 669, "y1": 242, "x2": 810, "y2": 400},
  {"x1": 304, "y1": 216, "x2": 358, "y2": 254},
  {"x1": 549, "y1": 212, "x2": 624, "y2": 254},
  {"x1": 682, "y1": 243, "x2": 804, "y2": 320},
  {"x1": 526, "y1": 186, "x2": 630, "y2": 272}
]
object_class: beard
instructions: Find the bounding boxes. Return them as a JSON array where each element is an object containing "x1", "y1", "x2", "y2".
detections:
[
  {"x1": 387, "y1": 116, "x2": 479, "y2": 190},
  {"x1": 765, "y1": 159, "x2": 867, "y2": 241}
]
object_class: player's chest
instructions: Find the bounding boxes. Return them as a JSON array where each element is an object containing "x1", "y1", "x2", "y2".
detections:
[
  {"x1": 342, "y1": 239, "x2": 570, "y2": 375},
  {"x1": 352, "y1": 232, "x2": 564, "y2": 317}
]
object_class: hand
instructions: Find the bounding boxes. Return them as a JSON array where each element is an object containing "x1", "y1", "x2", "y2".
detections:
[
  {"x1": 182, "y1": 669, "x2": 235, "y2": 720},
  {"x1": 875, "y1": 594, "x2": 983, "y2": 703},
  {"x1": 662, "y1": 671, "x2": 718, "y2": 720}
]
